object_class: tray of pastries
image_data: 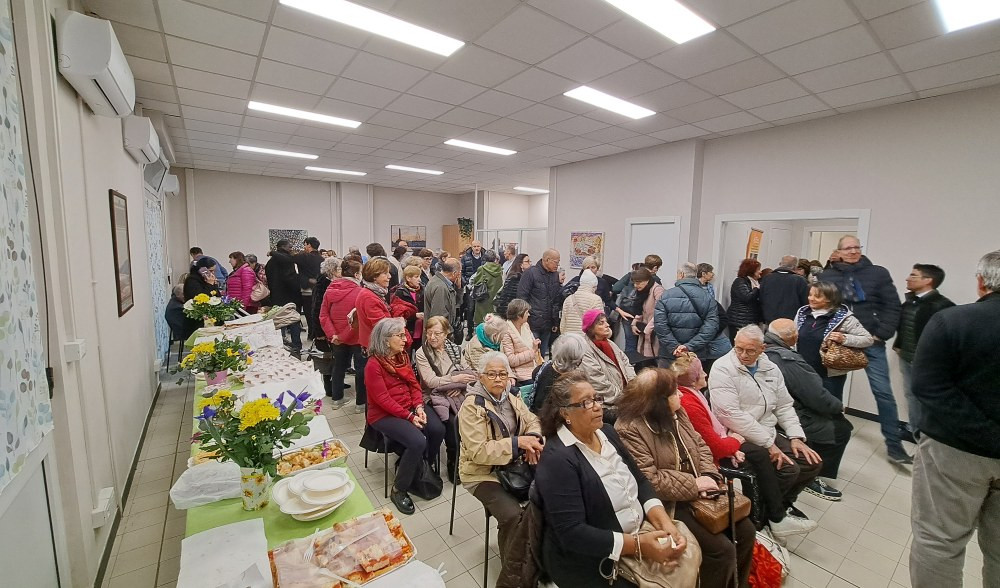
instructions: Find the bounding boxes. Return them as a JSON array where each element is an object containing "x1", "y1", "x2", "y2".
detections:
[{"x1": 276, "y1": 439, "x2": 349, "y2": 476}]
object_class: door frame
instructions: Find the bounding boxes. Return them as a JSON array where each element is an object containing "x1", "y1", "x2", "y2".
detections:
[
  {"x1": 624, "y1": 215, "x2": 683, "y2": 274},
  {"x1": 800, "y1": 225, "x2": 859, "y2": 260}
]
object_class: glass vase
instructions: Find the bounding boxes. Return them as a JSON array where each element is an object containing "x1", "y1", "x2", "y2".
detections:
[{"x1": 239, "y1": 467, "x2": 271, "y2": 511}]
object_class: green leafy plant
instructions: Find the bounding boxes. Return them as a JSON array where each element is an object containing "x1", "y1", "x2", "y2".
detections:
[
  {"x1": 182, "y1": 291, "x2": 244, "y2": 324},
  {"x1": 179, "y1": 336, "x2": 253, "y2": 375},
  {"x1": 457, "y1": 217, "x2": 474, "y2": 240}
]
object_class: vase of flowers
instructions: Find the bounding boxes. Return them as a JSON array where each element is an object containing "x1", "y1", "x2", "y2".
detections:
[
  {"x1": 193, "y1": 389, "x2": 319, "y2": 510},
  {"x1": 180, "y1": 337, "x2": 253, "y2": 384},
  {"x1": 183, "y1": 292, "x2": 244, "y2": 325}
]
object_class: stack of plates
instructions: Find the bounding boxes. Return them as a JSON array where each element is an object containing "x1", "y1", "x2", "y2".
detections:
[{"x1": 272, "y1": 468, "x2": 354, "y2": 521}]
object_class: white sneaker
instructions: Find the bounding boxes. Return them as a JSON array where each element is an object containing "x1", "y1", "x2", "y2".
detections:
[
  {"x1": 769, "y1": 514, "x2": 818, "y2": 538},
  {"x1": 354, "y1": 404, "x2": 366, "y2": 414}
]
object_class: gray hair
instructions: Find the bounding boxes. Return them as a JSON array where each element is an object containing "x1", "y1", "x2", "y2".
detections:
[
  {"x1": 478, "y1": 350, "x2": 512, "y2": 375},
  {"x1": 678, "y1": 261, "x2": 698, "y2": 278},
  {"x1": 403, "y1": 256, "x2": 422, "y2": 268},
  {"x1": 977, "y1": 250, "x2": 1000, "y2": 292},
  {"x1": 767, "y1": 319, "x2": 797, "y2": 342},
  {"x1": 506, "y1": 298, "x2": 531, "y2": 321},
  {"x1": 171, "y1": 284, "x2": 184, "y2": 299},
  {"x1": 551, "y1": 333, "x2": 587, "y2": 372},
  {"x1": 735, "y1": 324, "x2": 765, "y2": 343},
  {"x1": 320, "y1": 256, "x2": 341, "y2": 278},
  {"x1": 246, "y1": 254, "x2": 258, "y2": 264},
  {"x1": 482, "y1": 314, "x2": 508, "y2": 340},
  {"x1": 582, "y1": 256, "x2": 600, "y2": 270},
  {"x1": 837, "y1": 235, "x2": 860, "y2": 249},
  {"x1": 368, "y1": 317, "x2": 406, "y2": 357},
  {"x1": 778, "y1": 255, "x2": 798, "y2": 270},
  {"x1": 483, "y1": 249, "x2": 498, "y2": 263}
]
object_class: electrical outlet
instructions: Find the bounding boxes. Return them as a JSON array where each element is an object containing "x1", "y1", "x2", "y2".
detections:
[
  {"x1": 63, "y1": 339, "x2": 86, "y2": 362},
  {"x1": 91, "y1": 486, "x2": 116, "y2": 528}
]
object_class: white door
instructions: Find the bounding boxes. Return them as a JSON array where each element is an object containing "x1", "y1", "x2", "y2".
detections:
[
  {"x1": 0, "y1": 457, "x2": 60, "y2": 588},
  {"x1": 625, "y1": 217, "x2": 681, "y2": 279},
  {"x1": 765, "y1": 228, "x2": 792, "y2": 268}
]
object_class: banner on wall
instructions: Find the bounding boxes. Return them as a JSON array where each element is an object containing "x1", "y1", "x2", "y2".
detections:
[{"x1": 746, "y1": 228, "x2": 764, "y2": 260}]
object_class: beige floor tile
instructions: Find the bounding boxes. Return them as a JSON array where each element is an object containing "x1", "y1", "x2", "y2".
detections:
[
  {"x1": 439, "y1": 516, "x2": 479, "y2": 547},
  {"x1": 793, "y1": 538, "x2": 845, "y2": 574},
  {"x1": 836, "y1": 557, "x2": 891, "y2": 588},
  {"x1": 112, "y1": 542, "x2": 161, "y2": 577},
  {"x1": 445, "y1": 571, "x2": 480, "y2": 588},
  {"x1": 133, "y1": 478, "x2": 172, "y2": 499},
  {"x1": 410, "y1": 529, "x2": 450, "y2": 559},
  {"x1": 468, "y1": 554, "x2": 500, "y2": 587},
  {"x1": 160, "y1": 535, "x2": 182, "y2": 561},
  {"x1": 164, "y1": 515, "x2": 187, "y2": 540},
  {"x1": 129, "y1": 491, "x2": 170, "y2": 516},
  {"x1": 117, "y1": 522, "x2": 165, "y2": 553},
  {"x1": 788, "y1": 554, "x2": 833, "y2": 588},
  {"x1": 123, "y1": 506, "x2": 168, "y2": 533},
  {"x1": 157, "y1": 555, "x2": 181, "y2": 585},
  {"x1": 107, "y1": 563, "x2": 157, "y2": 588}
]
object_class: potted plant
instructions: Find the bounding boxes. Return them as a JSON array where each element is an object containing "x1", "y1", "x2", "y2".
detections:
[
  {"x1": 183, "y1": 292, "x2": 244, "y2": 326},
  {"x1": 180, "y1": 336, "x2": 253, "y2": 386},
  {"x1": 193, "y1": 388, "x2": 320, "y2": 510}
]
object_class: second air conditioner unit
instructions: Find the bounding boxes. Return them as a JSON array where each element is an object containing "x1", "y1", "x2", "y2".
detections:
[{"x1": 123, "y1": 115, "x2": 161, "y2": 164}]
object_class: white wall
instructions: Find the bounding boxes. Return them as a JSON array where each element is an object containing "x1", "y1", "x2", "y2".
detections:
[
  {"x1": 483, "y1": 191, "x2": 547, "y2": 230},
  {"x1": 372, "y1": 186, "x2": 473, "y2": 250},
  {"x1": 163, "y1": 170, "x2": 190, "y2": 284}
]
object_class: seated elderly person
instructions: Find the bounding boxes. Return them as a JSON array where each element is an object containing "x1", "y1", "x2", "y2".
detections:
[
  {"x1": 709, "y1": 325, "x2": 822, "y2": 538},
  {"x1": 530, "y1": 332, "x2": 588, "y2": 413},
  {"x1": 458, "y1": 351, "x2": 542, "y2": 562},
  {"x1": 465, "y1": 313, "x2": 507, "y2": 370},
  {"x1": 579, "y1": 309, "x2": 636, "y2": 421},
  {"x1": 764, "y1": 319, "x2": 853, "y2": 502},
  {"x1": 365, "y1": 318, "x2": 445, "y2": 515},
  {"x1": 414, "y1": 316, "x2": 478, "y2": 482}
]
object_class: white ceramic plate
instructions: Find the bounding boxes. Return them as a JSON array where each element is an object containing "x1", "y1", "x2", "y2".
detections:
[
  {"x1": 302, "y1": 468, "x2": 349, "y2": 493},
  {"x1": 299, "y1": 480, "x2": 353, "y2": 506},
  {"x1": 290, "y1": 493, "x2": 350, "y2": 522},
  {"x1": 279, "y1": 481, "x2": 355, "y2": 516},
  {"x1": 271, "y1": 478, "x2": 295, "y2": 507}
]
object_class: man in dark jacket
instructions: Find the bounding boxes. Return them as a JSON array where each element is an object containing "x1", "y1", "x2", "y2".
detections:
[
  {"x1": 424, "y1": 259, "x2": 459, "y2": 329},
  {"x1": 294, "y1": 236, "x2": 323, "y2": 337},
  {"x1": 893, "y1": 263, "x2": 954, "y2": 439},
  {"x1": 908, "y1": 250, "x2": 1000, "y2": 588},
  {"x1": 461, "y1": 240, "x2": 484, "y2": 283},
  {"x1": 653, "y1": 262, "x2": 731, "y2": 372},
  {"x1": 760, "y1": 255, "x2": 810, "y2": 323},
  {"x1": 819, "y1": 236, "x2": 909, "y2": 464},
  {"x1": 265, "y1": 239, "x2": 303, "y2": 354},
  {"x1": 517, "y1": 249, "x2": 562, "y2": 357},
  {"x1": 765, "y1": 319, "x2": 853, "y2": 502}
]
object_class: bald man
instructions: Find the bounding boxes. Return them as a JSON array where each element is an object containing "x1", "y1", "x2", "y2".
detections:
[
  {"x1": 518, "y1": 248, "x2": 563, "y2": 356},
  {"x1": 764, "y1": 318, "x2": 853, "y2": 501},
  {"x1": 461, "y1": 240, "x2": 484, "y2": 283}
]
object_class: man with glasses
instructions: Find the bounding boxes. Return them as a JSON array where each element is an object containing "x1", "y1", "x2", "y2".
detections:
[{"x1": 819, "y1": 236, "x2": 910, "y2": 464}]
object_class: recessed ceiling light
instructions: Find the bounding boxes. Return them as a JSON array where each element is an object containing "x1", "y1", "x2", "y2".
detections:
[
  {"x1": 248, "y1": 101, "x2": 361, "y2": 129},
  {"x1": 603, "y1": 0, "x2": 715, "y2": 44},
  {"x1": 305, "y1": 166, "x2": 367, "y2": 176},
  {"x1": 237, "y1": 145, "x2": 318, "y2": 159},
  {"x1": 563, "y1": 86, "x2": 655, "y2": 120},
  {"x1": 444, "y1": 139, "x2": 517, "y2": 156},
  {"x1": 385, "y1": 164, "x2": 444, "y2": 175},
  {"x1": 934, "y1": 0, "x2": 1000, "y2": 32},
  {"x1": 279, "y1": 0, "x2": 464, "y2": 56},
  {"x1": 514, "y1": 186, "x2": 549, "y2": 194}
]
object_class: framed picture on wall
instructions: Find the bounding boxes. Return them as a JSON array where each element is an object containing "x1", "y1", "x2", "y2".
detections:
[
  {"x1": 268, "y1": 228, "x2": 308, "y2": 252},
  {"x1": 109, "y1": 190, "x2": 134, "y2": 316},
  {"x1": 390, "y1": 225, "x2": 427, "y2": 249},
  {"x1": 569, "y1": 231, "x2": 605, "y2": 269}
]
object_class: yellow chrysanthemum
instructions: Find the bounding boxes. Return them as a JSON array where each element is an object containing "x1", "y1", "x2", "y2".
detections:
[
  {"x1": 196, "y1": 389, "x2": 234, "y2": 409},
  {"x1": 180, "y1": 354, "x2": 195, "y2": 368},
  {"x1": 226, "y1": 349, "x2": 236, "y2": 357},
  {"x1": 191, "y1": 341, "x2": 216, "y2": 354},
  {"x1": 238, "y1": 399, "x2": 280, "y2": 431},
  {"x1": 193, "y1": 293, "x2": 210, "y2": 304}
]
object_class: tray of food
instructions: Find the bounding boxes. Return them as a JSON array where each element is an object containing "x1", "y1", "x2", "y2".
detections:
[
  {"x1": 276, "y1": 439, "x2": 350, "y2": 477},
  {"x1": 269, "y1": 509, "x2": 416, "y2": 587}
]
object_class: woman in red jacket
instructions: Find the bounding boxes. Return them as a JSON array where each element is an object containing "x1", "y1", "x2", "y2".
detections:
[
  {"x1": 366, "y1": 317, "x2": 445, "y2": 515},
  {"x1": 320, "y1": 258, "x2": 365, "y2": 410},
  {"x1": 671, "y1": 353, "x2": 745, "y2": 464},
  {"x1": 226, "y1": 252, "x2": 256, "y2": 310}
]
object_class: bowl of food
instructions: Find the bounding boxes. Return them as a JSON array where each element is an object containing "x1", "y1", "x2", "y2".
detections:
[{"x1": 276, "y1": 439, "x2": 349, "y2": 477}]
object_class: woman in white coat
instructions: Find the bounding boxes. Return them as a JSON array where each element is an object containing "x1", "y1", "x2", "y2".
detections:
[
  {"x1": 560, "y1": 269, "x2": 604, "y2": 334},
  {"x1": 578, "y1": 309, "x2": 635, "y2": 423}
]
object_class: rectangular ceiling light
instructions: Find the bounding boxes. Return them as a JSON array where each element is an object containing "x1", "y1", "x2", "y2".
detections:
[
  {"x1": 514, "y1": 186, "x2": 549, "y2": 194},
  {"x1": 935, "y1": 0, "x2": 1000, "y2": 32},
  {"x1": 603, "y1": 0, "x2": 715, "y2": 44},
  {"x1": 385, "y1": 164, "x2": 443, "y2": 175},
  {"x1": 564, "y1": 86, "x2": 655, "y2": 120},
  {"x1": 306, "y1": 166, "x2": 367, "y2": 176},
  {"x1": 237, "y1": 145, "x2": 318, "y2": 159},
  {"x1": 248, "y1": 101, "x2": 361, "y2": 128},
  {"x1": 444, "y1": 139, "x2": 517, "y2": 156},
  {"x1": 279, "y1": 0, "x2": 464, "y2": 56}
]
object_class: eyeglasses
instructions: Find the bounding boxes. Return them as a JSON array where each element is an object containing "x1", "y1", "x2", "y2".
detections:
[
  {"x1": 840, "y1": 246, "x2": 862, "y2": 252},
  {"x1": 733, "y1": 346, "x2": 761, "y2": 355},
  {"x1": 390, "y1": 332, "x2": 407, "y2": 339},
  {"x1": 563, "y1": 395, "x2": 604, "y2": 410},
  {"x1": 483, "y1": 371, "x2": 508, "y2": 380}
]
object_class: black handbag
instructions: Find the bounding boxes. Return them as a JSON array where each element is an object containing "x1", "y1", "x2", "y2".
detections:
[
  {"x1": 409, "y1": 459, "x2": 443, "y2": 500},
  {"x1": 474, "y1": 396, "x2": 534, "y2": 501}
]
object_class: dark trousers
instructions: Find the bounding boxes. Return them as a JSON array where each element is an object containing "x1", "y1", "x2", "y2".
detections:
[
  {"x1": 301, "y1": 293, "x2": 314, "y2": 338},
  {"x1": 372, "y1": 411, "x2": 445, "y2": 492},
  {"x1": 472, "y1": 481, "x2": 524, "y2": 559},
  {"x1": 442, "y1": 413, "x2": 459, "y2": 462},
  {"x1": 822, "y1": 374, "x2": 847, "y2": 401},
  {"x1": 674, "y1": 502, "x2": 756, "y2": 588},
  {"x1": 741, "y1": 436, "x2": 821, "y2": 522},
  {"x1": 531, "y1": 327, "x2": 554, "y2": 358},
  {"x1": 282, "y1": 321, "x2": 302, "y2": 352},
  {"x1": 811, "y1": 416, "x2": 854, "y2": 479},
  {"x1": 332, "y1": 344, "x2": 366, "y2": 404}
]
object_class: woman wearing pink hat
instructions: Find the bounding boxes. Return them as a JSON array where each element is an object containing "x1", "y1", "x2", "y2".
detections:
[{"x1": 578, "y1": 309, "x2": 635, "y2": 423}]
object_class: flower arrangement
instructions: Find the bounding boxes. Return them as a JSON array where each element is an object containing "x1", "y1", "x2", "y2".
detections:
[
  {"x1": 183, "y1": 291, "x2": 244, "y2": 324},
  {"x1": 180, "y1": 336, "x2": 253, "y2": 376},
  {"x1": 193, "y1": 388, "x2": 321, "y2": 478}
]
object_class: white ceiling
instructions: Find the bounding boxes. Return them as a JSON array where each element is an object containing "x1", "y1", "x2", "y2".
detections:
[{"x1": 84, "y1": 0, "x2": 1000, "y2": 194}]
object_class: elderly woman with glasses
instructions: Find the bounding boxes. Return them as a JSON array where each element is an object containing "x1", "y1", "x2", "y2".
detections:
[
  {"x1": 366, "y1": 318, "x2": 445, "y2": 515},
  {"x1": 535, "y1": 371, "x2": 693, "y2": 588},
  {"x1": 458, "y1": 351, "x2": 543, "y2": 561},
  {"x1": 579, "y1": 309, "x2": 636, "y2": 421}
]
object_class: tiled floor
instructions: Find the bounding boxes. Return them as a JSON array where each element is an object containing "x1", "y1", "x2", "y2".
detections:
[{"x1": 102, "y1": 372, "x2": 987, "y2": 588}]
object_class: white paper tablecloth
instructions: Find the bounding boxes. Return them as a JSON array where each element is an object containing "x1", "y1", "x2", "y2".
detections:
[{"x1": 177, "y1": 519, "x2": 270, "y2": 588}]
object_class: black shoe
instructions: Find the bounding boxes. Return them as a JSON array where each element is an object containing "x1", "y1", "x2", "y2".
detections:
[
  {"x1": 804, "y1": 479, "x2": 843, "y2": 501},
  {"x1": 888, "y1": 445, "x2": 914, "y2": 465},
  {"x1": 346, "y1": 367, "x2": 356, "y2": 375},
  {"x1": 344, "y1": 383, "x2": 352, "y2": 390},
  {"x1": 898, "y1": 423, "x2": 916, "y2": 444},
  {"x1": 787, "y1": 505, "x2": 808, "y2": 519},
  {"x1": 390, "y1": 488, "x2": 415, "y2": 515}
]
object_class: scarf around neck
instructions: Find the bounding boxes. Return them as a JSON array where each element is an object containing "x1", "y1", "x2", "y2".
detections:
[
  {"x1": 594, "y1": 339, "x2": 626, "y2": 383},
  {"x1": 363, "y1": 280, "x2": 388, "y2": 297},
  {"x1": 376, "y1": 353, "x2": 419, "y2": 388},
  {"x1": 476, "y1": 323, "x2": 500, "y2": 351},
  {"x1": 679, "y1": 385, "x2": 727, "y2": 439}
]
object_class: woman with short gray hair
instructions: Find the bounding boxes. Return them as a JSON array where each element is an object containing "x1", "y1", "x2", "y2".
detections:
[
  {"x1": 365, "y1": 317, "x2": 445, "y2": 515},
  {"x1": 529, "y1": 333, "x2": 588, "y2": 413}
]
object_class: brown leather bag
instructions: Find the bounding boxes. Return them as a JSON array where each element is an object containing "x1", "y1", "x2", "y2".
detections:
[
  {"x1": 820, "y1": 340, "x2": 868, "y2": 371},
  {"x1": 672, "y1": 428, "x2": 751, "y2": 535}
]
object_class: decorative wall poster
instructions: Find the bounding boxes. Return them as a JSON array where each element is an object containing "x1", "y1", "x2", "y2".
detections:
[
  {"x1": 390, "y1": 225, "x2": 426, "y2": 249},
  {"x1": 0, "y1": 6, "x2": 53, "y2": 494},
  {"x1": 569, "y1": 231, "x2": 605, "y2": 269},
  {"x1": 268, "y1": 228, "x2": 307, "y2": 252},
  {"x1": 144, "y1": 197, "x2": 169, "y2": 359},
  {"x1": 746, "y1": 228, "x2": 764, "y2": 260},
  {"x1": 109, "y1": 190, "x2": 134, "y2": 316}
]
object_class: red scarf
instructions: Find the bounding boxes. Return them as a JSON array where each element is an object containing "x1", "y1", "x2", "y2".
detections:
[
  {"x1": 376, "y1": 352, "x2": 420, "y2": 393},
  {"x1": 594, "y1": 339, "x2": 626, "y2": 383}
]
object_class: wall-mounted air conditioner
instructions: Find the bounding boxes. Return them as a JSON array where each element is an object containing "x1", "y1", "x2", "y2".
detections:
[
  {"x1": 161, "y1": 174, "x2": 179, "y2": 197},
  {"x1": 56, "y1": 9, "x2": 135, "y2": 117},
  {"x1": 146, "y1": 110, "x2": 176, "y2": 164},
  {"x1": 123, "y1": 115, "x2": 161, "y2": 164}
]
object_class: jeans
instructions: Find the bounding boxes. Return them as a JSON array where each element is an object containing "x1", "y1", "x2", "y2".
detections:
[
  {"x1": 282, "y1": 321, "x2": 302, "y2": 352},
  {"x1": 532, "y1": 327, "x2": 554, "y2": 358},
  {"x1": 331, "y1": 345, "x2": 366, "y2": 404},
  {"x1": 822, "y1": 374, "x2": 847, "y2": 401},
  {"x1": 899, "y1": 358, "x2": 920, "y2": 435},
  {"x1": 621, "y1": 323, "x2": 638, "y2": 355},
  {"x1": 371, "y1": 411, "x2": 445, "y2": 492},
  {"x1": 862, "y1": 344, "x2": 902, "y2": 449}
]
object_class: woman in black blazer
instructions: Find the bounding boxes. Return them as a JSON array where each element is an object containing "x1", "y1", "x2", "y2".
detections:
[{"x1": 535, "y1": 371, "x2": 688, "y2": 588}]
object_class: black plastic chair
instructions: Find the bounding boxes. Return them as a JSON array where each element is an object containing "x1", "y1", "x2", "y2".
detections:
[{"x1": 447, "y1": 435, "x2": 491, "y2": 588}]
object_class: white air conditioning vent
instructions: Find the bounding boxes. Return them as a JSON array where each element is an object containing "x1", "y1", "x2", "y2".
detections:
[
  {"x1": 123, "y1": 115, "x2": 161, "y2": 164},
  {"x1": 162, "y1": 174, "x2": 179, "y2": 196},
  {"x1": 56, "y1": 10, "x2": 135, "y2": 118}
]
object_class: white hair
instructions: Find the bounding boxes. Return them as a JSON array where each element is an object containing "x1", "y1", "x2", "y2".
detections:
[
  {"x1": 778, "y1": 255, "x2": 798, "y2": 270},
  {"x1": 478, "y1": 350, "x2": 512, "y2": 375},
  {"x1": 320, "y1": 256, "x2": 341, "y2": 278},
  {"x1": 735, "y1": 324, "x2": 765, "y2": 343},
  {"x1": 551, "y1": 333, "x2": 587, "y2": 372},
  {"x1": 678, "y1": 262, "x2": 698, "y2": 278},
  {"x1": 977, "y1": 250, "x2": 1000, "y2": 292},
  {"x1": 368, "y1": 317, "x2": 406, "y2": 357}
]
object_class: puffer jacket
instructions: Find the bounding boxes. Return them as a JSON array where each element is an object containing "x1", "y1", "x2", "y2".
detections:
[
  {"x1": 472, "y1": 261, "x2": 504, "y2": 324},
  {"x1": 819, "y1": 256, "x2": 901, "y2": 341},
  {"x1": 319, "y1": 278, "x2": 361, "y2": 346},
  {"x1": 708, "y1": 349, "x2": 805, "y2": 448},
  {"x1": 637, "y1": 282, "x2": 665, "y2": 358},
  {"x1": 517, "y1": 261, "x2": 562, "y2": 331},
  {"x1": 559, "y1": 289, "x2": 604, "y2": 334},
  {"x1": 493, "y1": 273, "x2": 520, "y2": 319},
  {"x1": 615, "y1": 410, "x2": 721, "y2": 515},
  {"x1": 653, "y1": 278, "x2": 731, "y2": 360},
  {"x1": 457, "y1": 382, "x2": 540, "y2": 486},
  {"x1": 727, "y1": 276, "x2": 762, "y2": 328},
  {"x1": 759, "y1": 269, "x2": 809, "y2": 323},
  {"x1": 794, "y1": 304, "x2": 874, "y2": 376},
  {"x1": 500, "y1": 321, "x2": 536, "y2": 382},
  {"x1": 355, "y1": 285, "x2": 393, "y2": 349},
  {"x1": 225, "y1": 264, "x2": 256, "y2": 308},
  {"x1": 580, "y1": 337, "x2": 635, "y2": 405},
  {"x1": 309, "y1": 275, "x2": 332, "y2": 337}
]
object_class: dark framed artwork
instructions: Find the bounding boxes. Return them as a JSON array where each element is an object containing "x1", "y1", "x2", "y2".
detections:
[
  {"x1": 390, "y1": 225, "x2": 427, "y2": 249},
  {"x1": 109, "y1": 190, "x2": 134, "y2": 316}
]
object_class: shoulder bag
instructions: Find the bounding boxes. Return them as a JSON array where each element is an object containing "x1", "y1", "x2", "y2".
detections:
[
  {"x1": 473, "y1": 395, "x2": 533, "y2": 501},
  {"x1": 820, "y1": 340, "x2": 868, "y2": 371},
  {"x1": 250, "y1": 273, "x2": 270, "y2": 302},
  {"x1": 672, "y1": 428, "x2": 751, "y2": 535},
  {"x1": 604, "y1": 520, "x2": 702, "y2": 588}
]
